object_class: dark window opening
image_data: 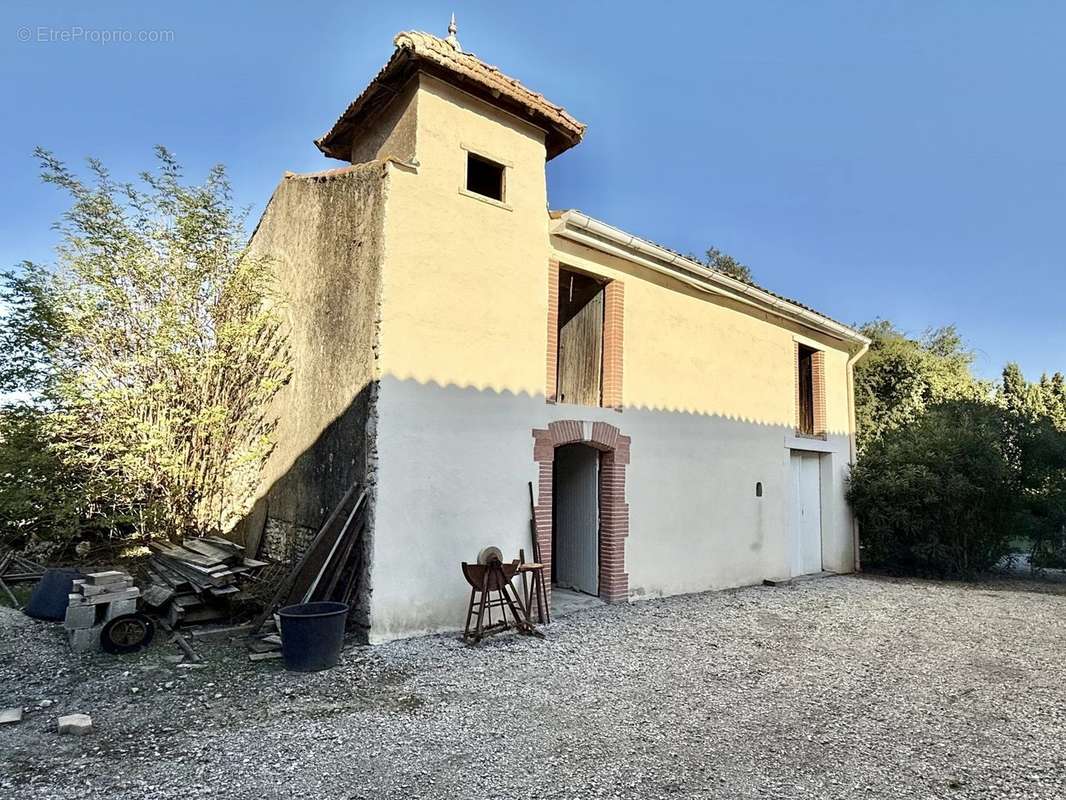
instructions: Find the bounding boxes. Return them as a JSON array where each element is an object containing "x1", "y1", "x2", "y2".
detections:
[
  {"x1": 797, "y1": 344, "x2": 815, "y2": 435},
  {"x1": 756, "y1": 482, "x2": 763, "y2": 498},
  {"x1": 466, "y1": 152, "x2": 505, "y2": 201},
  {"x1": 557, "y1": 269, "x2": 606, "y2": 406}
]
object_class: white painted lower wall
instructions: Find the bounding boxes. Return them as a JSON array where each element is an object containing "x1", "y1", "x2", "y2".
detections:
[{"x1": 368, "y1": 376, "x2": 856, "y2": 642}]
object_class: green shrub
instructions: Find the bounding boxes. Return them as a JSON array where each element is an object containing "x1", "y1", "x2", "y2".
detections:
[
  {"x1": 0, "y1": 148, "x2": 289, "y2": 542},
  {"x1": 0, "y1": 405, "x2": 82, "y2": 546},
  {"x1": 1010, "y1": 412, "x2": 1066, "y2": 571},
  {"x1": 847, "y1": 400, "x2": 1019, "y2": 578}
]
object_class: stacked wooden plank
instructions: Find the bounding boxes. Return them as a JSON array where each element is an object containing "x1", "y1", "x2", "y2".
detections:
[
  {"x1": 249, "y1": 483, "x2": 367, "y2": 633},
  {"x1": 146, "y1": 537, "x2": 268, "y2": 627}
]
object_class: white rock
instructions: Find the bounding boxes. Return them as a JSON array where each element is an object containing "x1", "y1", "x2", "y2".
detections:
[{"x1": 57, "y1": 713, "x2": 93, "y2": 735}]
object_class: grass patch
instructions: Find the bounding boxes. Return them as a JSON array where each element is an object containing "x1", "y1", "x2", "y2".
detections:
[{"x1": 0, "y1": 582, "x2": 34, "y2": 609}]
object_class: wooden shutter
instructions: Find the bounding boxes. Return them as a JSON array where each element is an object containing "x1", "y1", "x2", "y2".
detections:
[{"x1": 557, "y1": 289, "x2": 604, "y2": 406}]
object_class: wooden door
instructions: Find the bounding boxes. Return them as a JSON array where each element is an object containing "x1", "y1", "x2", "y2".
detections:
[{"x1": 557, "y1": 288, "x2": 604, "y2": 406}]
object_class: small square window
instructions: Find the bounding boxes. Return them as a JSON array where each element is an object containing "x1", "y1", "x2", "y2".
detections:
[{"x1": 466, "y1": 152, "x2": 505, "y2": 201}]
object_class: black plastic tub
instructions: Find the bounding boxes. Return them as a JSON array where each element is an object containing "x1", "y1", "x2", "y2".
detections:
[
  {"x1": 24, "y1": 568, "x2": 82, "y2": 621},
  {"x1": 277, "y1": 601, "x2": 349, "y2": 672}
]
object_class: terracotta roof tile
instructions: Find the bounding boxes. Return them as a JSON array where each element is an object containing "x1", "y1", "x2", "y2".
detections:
[{"x1": 316, "y1": 31, "x2": 586, "y2": 161}]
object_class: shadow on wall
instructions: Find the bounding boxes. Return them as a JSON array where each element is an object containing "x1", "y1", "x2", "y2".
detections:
[
  {"x1": 230, "y1": 381, "x2": 376, "y2": 640},
  {"x1": 378, "y1": 373, "x2": 855, "y2": 437},
  {"x1": 363, "y1": 375, "x2": 856, "y2": 640},
  {"x1": 375, "y1": 375, "x2": 857, "y2": 433},
  {"x1": 226, "y1": 374, "x2": 856, "y2": 642}
]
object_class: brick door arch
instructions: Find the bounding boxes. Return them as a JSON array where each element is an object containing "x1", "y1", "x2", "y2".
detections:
[{"x1": 532, "y1": 421, "x2": 630, "y2": 605}]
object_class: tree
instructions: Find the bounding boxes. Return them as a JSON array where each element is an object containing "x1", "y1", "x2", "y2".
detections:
[
  {"x1": 0, "y1": 148, "x2": 289, "y2": 542},
  {"x1": 1041, "y1": 372, "x2": 1066, "y2": 429},
  {"x1": 847, "y1": 400, "x2": 1019, "y2": 578},
  {"x1": 850, "y1": 339, "x2": 1066, "y2": 578},
  {"x1": 0, "y1": 405, "x2": 89, "y2": 547},
  {"x1": 997, "y1": 363, "x2": 1066, "y2": 568},
  {"x1": 702, "y1": 246, "x2": 754, "y2": 283},
  {"x1": 999, "y1": 362, "x2": 1066, "y2": 431},
  {"x1": 853, "y1": 320, "x2": 988, "y2": 454}
]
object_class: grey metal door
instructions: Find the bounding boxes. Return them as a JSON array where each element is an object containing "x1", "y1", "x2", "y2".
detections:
[{"x1": 553, "y1": 444, "x2": 600, "y2": 595}]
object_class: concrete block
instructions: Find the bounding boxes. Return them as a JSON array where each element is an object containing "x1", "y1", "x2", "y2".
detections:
[
  {"x1": 64, "y1": 603, "x2": 99, "y2": 630},
  {"x1": 104, "y1": 598, "x2": 138, "y2": 621},
  {"x1": 82, "y1": 587, "x2": 139, "y2": 606},
  {"x1": 0, "y1": 707, "x2": 22, "y2": 724},
  {"x1": 67, "y1": 593, "x2": 85, "y2": 605},
  {"x1": 57, "y1": 713, "x2": 92, "y2": 735},
  {"x1": 67, "y1": 625, "x2": 102, "y2": 653},
  {"x1": 86, "y1": 571, "x2": 127, "y2": 585},
  {"x1": 82, "y1": 580, "x2": 132, "y2": 597}
]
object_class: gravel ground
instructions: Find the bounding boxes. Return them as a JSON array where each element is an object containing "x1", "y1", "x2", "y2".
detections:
[{"x1": 2, "y1": 574, "x2": 1065, "y2": 800}]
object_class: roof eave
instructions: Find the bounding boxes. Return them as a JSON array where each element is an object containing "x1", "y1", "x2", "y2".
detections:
[
  {"x1": 314, "y1": 49, "x2": 419, "y2": 161},
  {"x1": 551, "y1": 211, "x2": 870, "y2": 347}
]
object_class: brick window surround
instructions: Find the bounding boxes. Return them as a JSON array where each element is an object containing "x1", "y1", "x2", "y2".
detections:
[
  {"x1": 794, "y1": 341, "x2": 827, "y2": 438},
  {"x1": 532, "y1": 420, "x2": 631, "y2": 606},
  {"x1": 545, "y1": 263, "x2": 560, "y2": 402},
  {"x1": 546, "y1": 260, "x2": 624, "y2": 410},
  {"x1": 602, "y1": 281, "x2": 625, "y2": 410}
]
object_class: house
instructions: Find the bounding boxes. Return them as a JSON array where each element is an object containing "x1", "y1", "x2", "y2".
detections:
[{"x1": 243, "y1": 22, "x2": 871, "y2": 642}]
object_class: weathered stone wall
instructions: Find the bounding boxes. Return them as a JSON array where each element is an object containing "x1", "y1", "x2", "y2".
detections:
[{"x1": 241, "y1": 162, "x2": 387, "y2": 632}]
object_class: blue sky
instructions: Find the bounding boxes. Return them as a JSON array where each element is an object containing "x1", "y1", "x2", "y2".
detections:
[{"x1": 2, "y1": 1, "x2": 1063, "y2": 380}]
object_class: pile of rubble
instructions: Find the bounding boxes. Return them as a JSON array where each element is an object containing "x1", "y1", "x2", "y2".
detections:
[{"x1": 7, "y1": 483, "x2": 369, "y2": 668}]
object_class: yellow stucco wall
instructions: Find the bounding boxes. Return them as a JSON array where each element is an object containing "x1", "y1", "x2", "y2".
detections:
[
  {"x1": 378, "y1": 74, "x2": 551, "y2": 397},
  {"x1": 551, "y1": 237, "x2": 856, "y2": 433},
  {"x1": 363, "y1": 71, "x2": 861, "y2": 638},
  {"x1": 374, "y1": 77, "x2": 856, "y2": 434}
]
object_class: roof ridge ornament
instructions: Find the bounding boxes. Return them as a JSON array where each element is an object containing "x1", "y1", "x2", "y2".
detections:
[{"x1": 445, "y1": 13, "x2": 462, "y2": 53}]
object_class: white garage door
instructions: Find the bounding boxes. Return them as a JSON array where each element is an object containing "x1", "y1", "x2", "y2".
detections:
[{"x1": 790, "y1": 452, "x2": 823, "y2": 576}]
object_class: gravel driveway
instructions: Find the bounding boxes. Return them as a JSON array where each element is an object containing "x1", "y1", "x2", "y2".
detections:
[{"x1": 2, "y1": 574, "x2": 1064, "y2": 799}]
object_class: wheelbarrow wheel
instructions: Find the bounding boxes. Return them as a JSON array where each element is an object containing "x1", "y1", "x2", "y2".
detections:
[{"x1": 100, "y1": 613, "x2": 155, "y2": 654}]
